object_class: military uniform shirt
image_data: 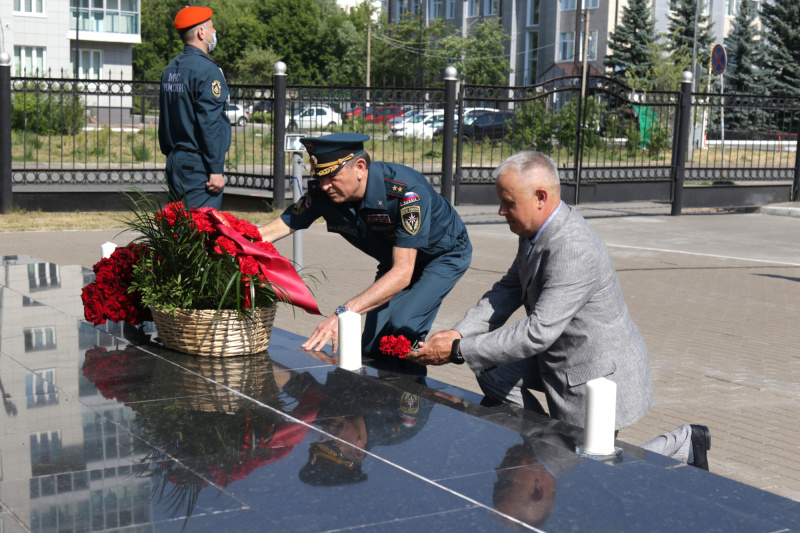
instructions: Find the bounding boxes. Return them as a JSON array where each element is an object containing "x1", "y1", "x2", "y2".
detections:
[
  {"x1": 281, "y1": 161, "x2": 468, "y2": 268},
  {"x1": 158, "y1": 45, "x2": 231, "y2": 174}
]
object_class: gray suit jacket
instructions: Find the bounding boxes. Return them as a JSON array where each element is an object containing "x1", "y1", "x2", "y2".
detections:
[{"x1": 455, "y1": 204, "x2": 654, "y2": 429}]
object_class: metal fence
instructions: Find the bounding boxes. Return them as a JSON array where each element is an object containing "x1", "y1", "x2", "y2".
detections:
[{"x1": 2, "y1": 61, "x2": 799, "y2": 213}]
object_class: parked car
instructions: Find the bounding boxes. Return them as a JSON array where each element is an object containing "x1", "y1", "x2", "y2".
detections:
[
  {"x1": 226, "y1": 103, "x2": 249, "y2": 126},
  {"x1": 343, "y1": 105, "x2": 373, "y2": 121},
  {"x1": 460, "y1": 111, "x2": 517, "y2": 142},
  {"x1": 366, "y1": 106, "x2": 404, "y2": 124},
  {"x1": 389, "y1": 110, "x2": 456, "y2": 139},
  {"x1": 462, "y1": 107, "x2": 501, "y2": 125},
  {"x1": 387, "y1": 107, "x2": 424, "y2": 128},
  {"x1": 286, "y1": 105, "x2": 342, "y2": 131}
]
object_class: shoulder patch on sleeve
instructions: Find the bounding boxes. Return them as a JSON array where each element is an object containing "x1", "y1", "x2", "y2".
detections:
[
  {"x1": 384, "y1": 178, "x2": 407, "y2": 198},
  {"x1": 400, "y1": 205, "x2": 422, "y2": 235},
  {"x1": 211, "y1": 80, "x2": 222, "y2": 98},
  {"x1": 291, "y1": 192, "x2": 313, "y2": 215}
]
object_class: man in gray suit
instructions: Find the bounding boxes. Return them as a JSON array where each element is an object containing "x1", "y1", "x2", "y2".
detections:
[{"x1": 410, "y1": 151, "x2": 710, "y2": 470}]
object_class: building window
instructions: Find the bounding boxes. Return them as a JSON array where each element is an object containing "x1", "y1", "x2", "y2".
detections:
[
  {"x1": 13, "y1": 0, "x2": 45, "y2": 14},
  {"x1": 559, "y1": 32, "x2": 575, "y2": 62},
  {"x1": 485, "y1": 0, "x2": 498, "y2": 15},
  {"x1": 70, "y1": 0, "x2": 139, "y2": 34},
  {"x1": 24, "y1": 328, "x2": 57, "y2": 352},
  {"x1": 561, "y1": 0, "x2": 576, "y2": 10},
  {"x1": 725, "y1": 0, "x2": 737, "y2": 15},
  {"x1": 27, "y1": 262, "x2": 59, "y2": 290},
  {"x1": 585, "y1": 0, "x2": 599, "y2": 7},
  {"x1": 26, "y1": 369, "x2": 58, "y2": 406},
  {"x1": 431, "y1": 0, "x2": 443, "y2": 18},
  {"x1": 467, "y1": 0, "x2": 479, "y2": 17},
  {"x1": 446, "y1": 0, "x2": 455, "y2": 18},
  {"x1": 526, "y1": 31, "x2": 539, "y2": 84},
  {"x1": 577, "y1": 30, "x2": 598, "y2": 61},
  {"x1": 701, "y1": 0, "x2": 710, "y2": 16},
  {"x1": 527, "y1": 0, "x2": 540, "y2": 25},
  {"x1": 71, "y1": 49, "x2": 103, "y2": 79},
  {"x1": 14, "y1": 46, "x2": 46, "y2": 76},
  {"x1": 30, "y1": 431, "x2": 61, "y2": 477}
]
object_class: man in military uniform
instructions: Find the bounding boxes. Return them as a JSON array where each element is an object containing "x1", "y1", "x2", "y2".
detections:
[
  {"x1": 258, "y1": 133, "x2": 472, "y2": 365},
  {"x1": 158, "y1": 6, "x2": 231, "y2": 209}
]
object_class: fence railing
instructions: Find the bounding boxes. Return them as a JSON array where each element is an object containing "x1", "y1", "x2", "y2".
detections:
[{"x1": 1, "y1": 60, "x2": 799, "y2": 214}]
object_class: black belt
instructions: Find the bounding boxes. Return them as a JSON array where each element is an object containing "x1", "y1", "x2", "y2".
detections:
[{"x1": 172, "y1": 145, "x2": 201, "y2": 154}]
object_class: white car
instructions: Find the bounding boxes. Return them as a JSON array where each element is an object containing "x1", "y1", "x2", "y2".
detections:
[
  {"x1": 390, "y1": 110, "x2": 456, "y2": 139},
  {"x1": 286, "y1": 105, "x2": 342, "y2": 131},
  {"x1": 226, "y1": 103, "x2": 249, "y2": 126}
]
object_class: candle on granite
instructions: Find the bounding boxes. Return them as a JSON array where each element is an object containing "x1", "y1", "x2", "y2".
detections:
[
  {"x1": 101, "y1": 242, "x2": 117, "y2": 259},
  {"x1": 583, "y1": 377, "x2": 617, "y2": 456},
  {"x1": 337, "y1": 310, "x2": 362, "y2": 371}
]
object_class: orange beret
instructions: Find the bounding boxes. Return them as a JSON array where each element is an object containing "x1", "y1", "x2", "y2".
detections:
[{"x1": 173, "y1": 6, "x2": 213, "y2": 31}]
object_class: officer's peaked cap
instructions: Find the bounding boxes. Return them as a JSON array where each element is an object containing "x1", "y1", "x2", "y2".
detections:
[
  {"x1": 174, "y1": 6, "x2": 213, "y2": 31},
  {"x1": 301, "y1": 133, "x2": 370, "y2": 179}
]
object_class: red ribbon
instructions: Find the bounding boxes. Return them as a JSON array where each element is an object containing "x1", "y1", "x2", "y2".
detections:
[{"x1": 202, "y1": 209, "x2": 321, "y2": 315}]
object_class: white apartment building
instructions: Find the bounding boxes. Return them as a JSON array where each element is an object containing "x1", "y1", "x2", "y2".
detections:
[{"x1": 0, "y1": 0, "x2": 141, "y2": 79}]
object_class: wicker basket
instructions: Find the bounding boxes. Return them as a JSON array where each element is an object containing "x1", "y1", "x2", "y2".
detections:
[{"x1": 150, "y1": 305, "x2": 277, "y2": 357}]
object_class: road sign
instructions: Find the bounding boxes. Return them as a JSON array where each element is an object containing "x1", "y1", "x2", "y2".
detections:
[{"x1": 712, "y1": 44, "x2": 727, "y2": 75}]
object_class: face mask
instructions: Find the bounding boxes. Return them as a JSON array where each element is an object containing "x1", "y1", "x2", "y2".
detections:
[{"x1": 203, "y1": 29, "x2": 217, "y2": 53}]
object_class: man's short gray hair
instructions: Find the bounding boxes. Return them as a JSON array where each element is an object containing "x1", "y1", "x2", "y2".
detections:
[{"x1": 494, "y1": 151, "x2": 560, "y2": 194}]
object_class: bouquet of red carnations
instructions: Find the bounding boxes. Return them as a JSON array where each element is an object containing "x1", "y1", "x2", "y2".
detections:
[
  {"x1": 80, "y1": 190, "x2": 320, "y2": 327},
  {"x1": 379, "y1": 334, "x2": 419, "y2": 359}
]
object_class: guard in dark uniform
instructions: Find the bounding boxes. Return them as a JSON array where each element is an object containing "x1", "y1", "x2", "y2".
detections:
[
  {"x1": 158, "y1": 6, "x2": 231, "y2": 209},
  {"x1": 258, "y1": 133, "x2": 472, "y2": 367}
]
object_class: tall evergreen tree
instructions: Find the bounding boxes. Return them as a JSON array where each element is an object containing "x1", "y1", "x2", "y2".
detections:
[
  {"x1": 605, "y1": 0, "x2": 658, "y2": 79},
  {"x1": 759, "y1": 0, "x2": 800, "y2": 98},
  {"x1": 667, "y1": 0, "x2": 714, "y2": 77},
  {"x1": 725, "y1": 0, "x2": 765, "y2": 94}
]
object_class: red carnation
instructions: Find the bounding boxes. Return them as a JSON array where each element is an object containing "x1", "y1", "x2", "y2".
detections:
[
  {"x1": 214, "y1": 236, "x2": 238, "y2": 257},
  {"x1": 379, "y1": 335, "x2": 415, "y2": 358},
  {"x1": 238, "y1": 256, "x2": 260, "y2": 277},
  {"x1": 255, "y1": 241, "x2": 278, "y2": 254}
]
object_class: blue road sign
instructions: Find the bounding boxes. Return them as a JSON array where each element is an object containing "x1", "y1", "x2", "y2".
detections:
[{"x1": 712, "y1": 44, "x2": 727, "y2": 75}]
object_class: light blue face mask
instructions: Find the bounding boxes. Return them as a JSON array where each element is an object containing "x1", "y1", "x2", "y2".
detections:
[{"x1": 204, "y1": 29, "x2": 217, "y2": 53}]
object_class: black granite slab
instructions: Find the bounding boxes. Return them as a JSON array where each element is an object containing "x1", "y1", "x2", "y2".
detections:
[{"x1": 2, "y1": 255, "x2": 800, "y2": 532}]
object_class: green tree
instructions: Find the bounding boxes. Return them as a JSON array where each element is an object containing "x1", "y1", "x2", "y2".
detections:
[
  {"x1": 667, "y1": 0, "x2": 714, "y2": 75},
  {"x1": 438, "y1": 18, "x2": 509, "y2": 85},
  {"x1": 759, "y1": 0, "x2": 800, "y2": 98},
  {"x1": 132, "y1": 0, "x2": 185, "y2": 80},
  {"x1": 233, "y1": 46, "x2": 282, "y2": 82},
  {"x1": 725, "y1": 0, "x2": 765, "y2": 94},
  {"x1": 371, "y1": 13, "x2": 449, "y2": 86},
  {"x1": 625, "y1": 39, "x2": 690, "y2": 92},
  {"x1": 605, "y1": 0, "x2": 658, "y2": 78}
]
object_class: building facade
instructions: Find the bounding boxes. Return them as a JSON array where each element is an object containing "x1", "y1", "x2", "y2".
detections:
[
  {"x1": 1, "y1": 0, "x2": 141, "y2": 79},
  {"x1": 385, "y1": 0, "x2": 624, "y2": 86}
]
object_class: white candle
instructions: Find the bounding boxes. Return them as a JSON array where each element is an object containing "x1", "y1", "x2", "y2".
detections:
[
  {"x1": 583, "y1": 377, "x2": 617, "y2": 456},
  {"x1": 101, "y1": 242, "x2": 117, "y2": 259},
  {"x1": 337, "y1": 311, "x2": 362, "y2": 371}
]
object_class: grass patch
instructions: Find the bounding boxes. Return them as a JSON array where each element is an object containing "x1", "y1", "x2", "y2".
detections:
[{"x1": 0, "y1": 208, "x2": 282, "y2": 233}]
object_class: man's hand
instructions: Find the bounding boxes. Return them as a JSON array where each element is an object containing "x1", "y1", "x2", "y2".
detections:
[
  {"x1": 407, "y1": 329, "x2": 462, "y2": 366},
  {"x1": 304, "y1": 348, "x2": 338, "y2": 366},
  {"x1": 302, "y1": 314, "x2": 339, "y2": 352},
  {"x1": 207, "y1": 173, "x2": 225, "y2": 194}
]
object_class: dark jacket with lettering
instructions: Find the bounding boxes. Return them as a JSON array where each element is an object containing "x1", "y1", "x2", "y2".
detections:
[
  {"x1": 281, "y1": 161, "x2": 469, "y2": 270},
  {"x1": 158, "y1": 45, "x2": 231, "y2": 174}
]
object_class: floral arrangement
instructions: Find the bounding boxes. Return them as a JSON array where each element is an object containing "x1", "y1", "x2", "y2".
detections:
[
  {"x1": 80, "y1": 190, "x2": 319, "y2": 326},
  {"x1": 379, "y1": 335, "x2": 419, "y2": 359}
]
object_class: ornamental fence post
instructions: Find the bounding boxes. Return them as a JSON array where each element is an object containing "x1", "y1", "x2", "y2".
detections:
[
  {"x1": 0, "y1": 52, "x2": 12, "y2": 214},
  {"x1": 441, "y1": 67, "x2": 457, "y2": 204},
  {"x1": 272, "y1": 61, "x2": 288, "y2": 210},
  {"x1": 671, "y1": 71, "x2": 693, "y2": 216}
]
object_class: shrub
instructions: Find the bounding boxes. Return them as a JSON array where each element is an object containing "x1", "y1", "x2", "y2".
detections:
[{"x1": 11, "y1": 92, "x2": 85, "y2": 135}]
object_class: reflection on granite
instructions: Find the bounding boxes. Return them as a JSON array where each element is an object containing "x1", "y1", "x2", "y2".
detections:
[{"x1": 2, "y1": 254, "x2": 800, "y2": 532}]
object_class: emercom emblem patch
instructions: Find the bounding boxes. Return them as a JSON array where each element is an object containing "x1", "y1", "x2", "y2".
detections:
[
  {"x1": 211, "y1": 80, "x2": 222, "y2": 98},
  {"x1": 400, "y1": 205, "x2": 421, "y2": 235}
]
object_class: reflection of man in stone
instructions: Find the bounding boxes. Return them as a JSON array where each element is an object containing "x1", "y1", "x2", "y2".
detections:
[
  {"x1": 274, "y1": 365, "x2": 432, "y2": 486},
  {"x1": 492, "y1": 427, "x2": 580, "y2": 529}
]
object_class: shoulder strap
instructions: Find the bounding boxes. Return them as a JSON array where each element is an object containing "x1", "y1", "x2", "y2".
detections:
[{"x1": 384, "y1": 178, "x2": 407, "y2": 198}]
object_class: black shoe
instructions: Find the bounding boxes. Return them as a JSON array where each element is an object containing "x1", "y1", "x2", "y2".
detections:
[{"x1": 690, "y1": 425, "x2": 711, "y2": 471}]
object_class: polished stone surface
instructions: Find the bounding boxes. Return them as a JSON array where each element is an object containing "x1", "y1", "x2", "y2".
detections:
[{"x1": 2, "y1": 254, "x2": 800, "y2": 532}]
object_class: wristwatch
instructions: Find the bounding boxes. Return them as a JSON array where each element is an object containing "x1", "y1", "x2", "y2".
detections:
[
  {"x1": 449, "y1": 338, "x2": 465, "y2": 365},
  {"x1": 335, "y1": 305, "x2": 350, "y2": 316}
]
